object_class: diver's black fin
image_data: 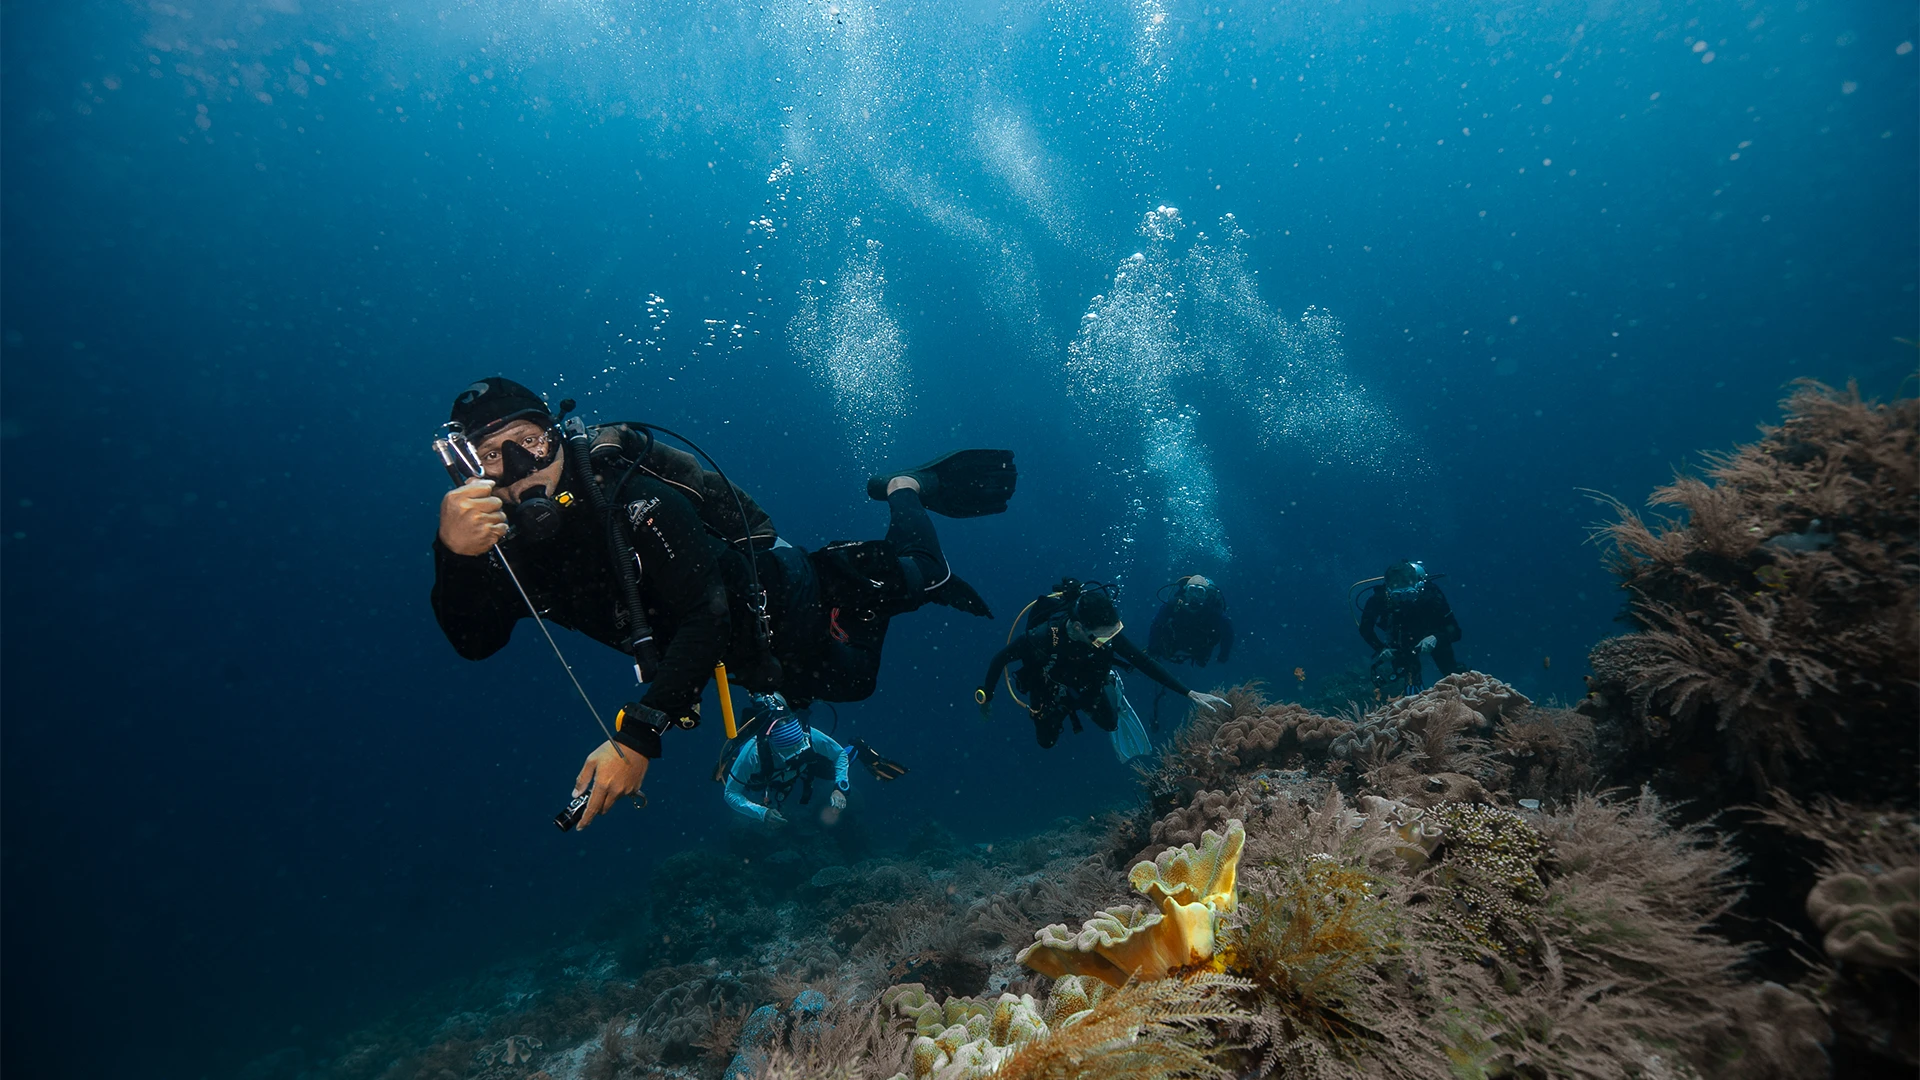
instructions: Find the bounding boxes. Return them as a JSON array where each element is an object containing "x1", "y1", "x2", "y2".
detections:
[
  {"x1": 867, "y1": 449, "x2": 1017, "y2": 518},
  {"x1": 930, "y1": 573, "x2": 993, "y2": 619}
]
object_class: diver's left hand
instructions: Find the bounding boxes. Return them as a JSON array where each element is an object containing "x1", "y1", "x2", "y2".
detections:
[
  {"x1": 1416, "y1": 635, "x2": 1438, "y2": 654},
  {"x1": 1188, "y1": 690, "x2": 1232, "y2": 713},
  {"x1": 830, "y1": 790, "x2": 847, "y2": 810},
  {"x1": 572, "y1": 740, "x2": 649, "y2": 829}
]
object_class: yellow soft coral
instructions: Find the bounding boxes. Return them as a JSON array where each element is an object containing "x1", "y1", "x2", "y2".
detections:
[
  {"x1": 1131, "y1": 818, "x2": 1245, "y2": 911},
  {"x1": 1019, "y1": 821, "x2": 1247, "y2": 987}
]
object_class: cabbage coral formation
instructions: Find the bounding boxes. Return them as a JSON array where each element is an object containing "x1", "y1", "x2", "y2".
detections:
[
  {"x1": 1806, "y1": 867, "x2": 1919, "y2": 969},
  {"x1": 1018, "y1": 821, "x2": 1245, "y2": 986}
]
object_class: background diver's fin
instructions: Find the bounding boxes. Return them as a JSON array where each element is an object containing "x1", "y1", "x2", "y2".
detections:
[
  {"x1": 853, "y1": 740, "x2": 908, "y2": 781},
  {"x1": 930, "y1": 573, "x2": 993, "y2": 619},
  {"x1": 868, "y1": 448, "x2": 1018, "y2": 518}
]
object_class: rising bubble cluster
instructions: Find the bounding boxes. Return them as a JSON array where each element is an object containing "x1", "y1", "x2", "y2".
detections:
[
  {"x1": 789, "y1": 241, "x2": 909, "y2": 463},
  {"x1": 1068, "y1": 207, "x2": 1411, "y2": 575}
]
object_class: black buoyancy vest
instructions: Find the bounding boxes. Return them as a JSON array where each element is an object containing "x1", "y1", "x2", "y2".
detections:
[{"x1": 590, "y1": 423, "x2": 778, "y2": 547}]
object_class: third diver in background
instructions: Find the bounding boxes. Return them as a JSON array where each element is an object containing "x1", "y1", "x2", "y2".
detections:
[
  {"x1": 1145, "y1": 574, "x2": 1235, "y2": 729},
  {"x1": 975, "y1": 580, "x2": 1231, "y2": 766},
  {"x1": 1147, "y1": 575, "x2": 1236, "y2": 668},
  {"x1": 1358, "y1": 560, "x2": 1462, "y2": 694}
]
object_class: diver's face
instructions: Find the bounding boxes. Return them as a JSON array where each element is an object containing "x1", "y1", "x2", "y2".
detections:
[{"x1": 474, "y1": 419, "x2": 563, "y2": 505}]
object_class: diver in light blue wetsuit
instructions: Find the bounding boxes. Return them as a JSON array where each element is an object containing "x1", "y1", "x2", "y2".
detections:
[{"x1": 719, "y1": 693, "x2": 906, "y2": 825}]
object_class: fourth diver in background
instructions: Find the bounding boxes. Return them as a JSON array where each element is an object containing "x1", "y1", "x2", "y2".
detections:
[{"x1": 1357, "y1": 560, "x2": 1462, "y2": 695}]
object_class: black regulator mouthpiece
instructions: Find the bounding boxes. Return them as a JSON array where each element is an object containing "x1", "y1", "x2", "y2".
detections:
[{"x1": 511, "y1": 486, "x2": 565, "y2": 544}]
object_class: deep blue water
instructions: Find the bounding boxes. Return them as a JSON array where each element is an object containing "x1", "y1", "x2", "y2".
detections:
[{"x1": 3, "y1": 0, "x2": 1914, "y2": 1075}]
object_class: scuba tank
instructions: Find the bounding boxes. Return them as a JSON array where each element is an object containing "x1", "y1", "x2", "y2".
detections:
[{"x1": 1021, "y1": 577, "x2": 1117, "y2": 634}]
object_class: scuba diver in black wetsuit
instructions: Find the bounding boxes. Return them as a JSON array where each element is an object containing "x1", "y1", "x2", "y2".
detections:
[
  {"x1": 1147, "y1": 575, "x2": 1235, "y2": 667},
  {"x1": 430, "y1": 378, "x2": 1015, "y2": 827},
  {"x1": 974, "y1": 580, "x2": 1231, "y2": 765},
  {"x1": 1355, "y1": 560, "x2": 1462, "y2": 696},
  {"x1": 1144, "y1": 574, "x2": 1236, "y2": 729}
]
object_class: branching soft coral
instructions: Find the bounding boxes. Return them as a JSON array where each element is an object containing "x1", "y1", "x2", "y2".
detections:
[
  {"x1": 1528, "y1": 793, "x2": 1753, "y2": 1018},
  {"x1": 749, "y1": 994, "x2": 907, "y2": 1080},
  {"x1": 1492, "y1": 707, "x2": 1596, "y2": 805},
  {"x1": 1584, "y1": 380, "x2": 1919, "y2": 806},
  {"x1": 989, "y1": 974, "x2": 1250, "y2": 1080},
  {"x1": 1220, "y1": 858, "x2": 1400, "y2": 1053},
  {"x1": 1221, "y1": 788, "x2": 1780, "y2": 1080}
]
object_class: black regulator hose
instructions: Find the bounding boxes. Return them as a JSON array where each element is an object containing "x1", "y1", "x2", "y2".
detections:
[
  {"x1": 616, "y1": 419, "x2": 773, "y2": 652},
  {"x1": 564, "y1": 417, "x2": 662, "y2": 675}
]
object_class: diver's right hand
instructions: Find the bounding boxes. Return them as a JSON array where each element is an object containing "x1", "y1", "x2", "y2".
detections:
[
  {"x1": 764, "y1": 808, "x2": 788, "y2": 827},
  {"x1": 1373, "y1": 648, "x2": 1395, "y2": 665},
  {"x1": 439, "y1": 478, "x2": 507, "y2": 555}
]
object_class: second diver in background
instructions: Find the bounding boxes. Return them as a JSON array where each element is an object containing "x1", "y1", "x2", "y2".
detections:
[
  {"x1": 975, "y1": 580, "x2": 1231, "y2": 766},
  {"x1": 1357, "y1": 559, "x2": 1462, "y2": 695}
]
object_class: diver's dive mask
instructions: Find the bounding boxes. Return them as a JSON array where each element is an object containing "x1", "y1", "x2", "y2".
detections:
[
  {"x1": 1385, "y1": 560, "x2": 1428, "y2": 602},
  {"x1": 485, "y1": 428, "x2": 560, "y2": 487},
  {"x1": 1069, "y1": 620, "x2": 1124, "y2": 648},
  {"x1": 476, "y1": 426, "x2": 566, "y2": 542},
  {"x1": 1180, "y1": 576, "x2": 1215, "y2": 606}
]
